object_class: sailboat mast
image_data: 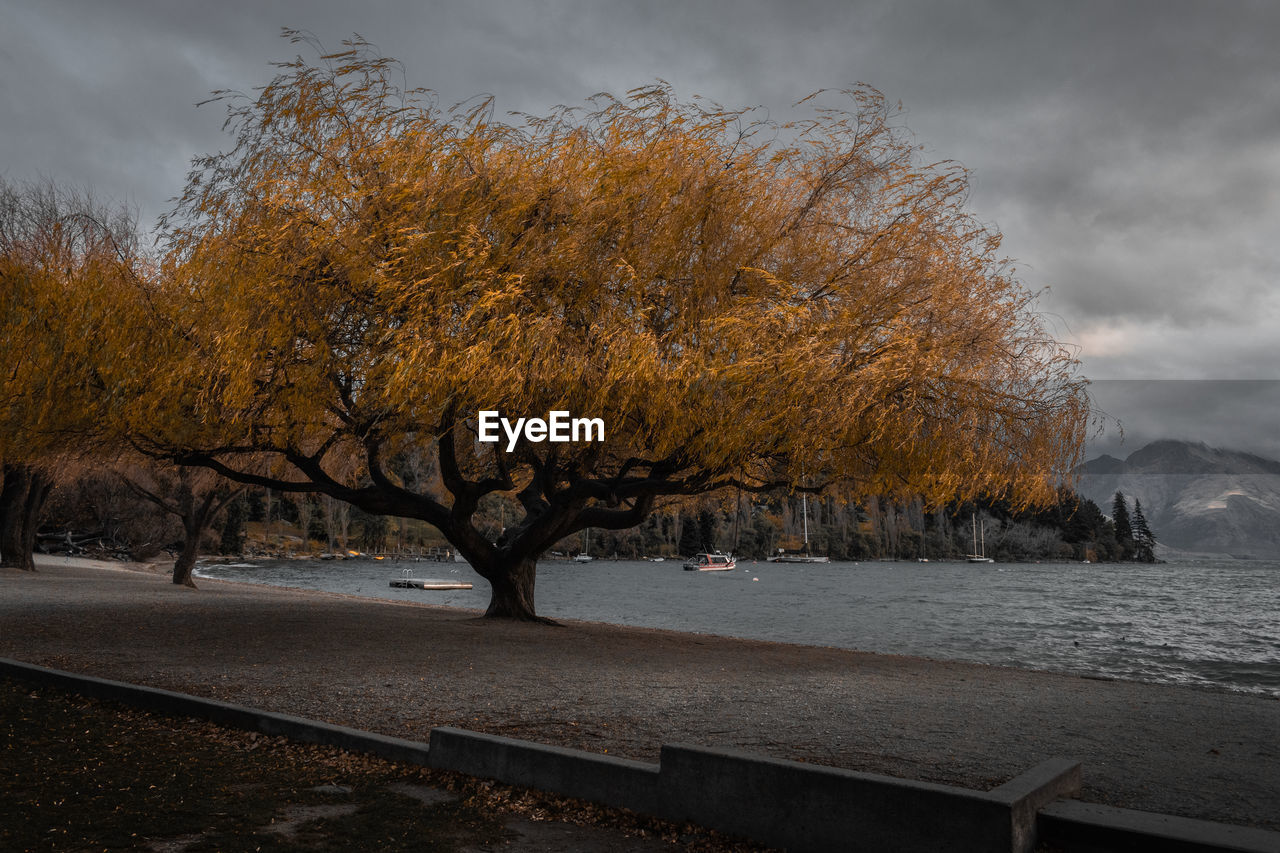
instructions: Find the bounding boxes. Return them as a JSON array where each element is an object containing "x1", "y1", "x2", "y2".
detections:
[
  {"x1": 732, "y1": 484, "x2": 742, "y2": 554},
  {"x1": 802, "y1": 493, "x2": 810, "y2": 549}
]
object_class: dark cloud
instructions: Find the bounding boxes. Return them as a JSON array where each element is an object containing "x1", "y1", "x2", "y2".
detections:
[
  {"x1": 3, "y1": 0, "x2": 1278, "y2": 394},
  {"x1": 1088, "y1": 380, "x2": 1280, "y2": 460}
]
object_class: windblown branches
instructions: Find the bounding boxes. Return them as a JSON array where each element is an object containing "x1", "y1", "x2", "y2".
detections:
[
  {"x1": 151, "y1": 43, "x2": 1086, "y2": 503},
  {"x1": 102, "y1": 36, "x2": 1090, "y2": 616},
  {"x1": 0, "y1": 178, "x2": 145, "y2": 458}
]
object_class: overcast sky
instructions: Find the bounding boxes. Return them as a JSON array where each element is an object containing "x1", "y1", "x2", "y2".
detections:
[{"x1": 3, "y1": 1, "x2": 1278, "y2": 456}]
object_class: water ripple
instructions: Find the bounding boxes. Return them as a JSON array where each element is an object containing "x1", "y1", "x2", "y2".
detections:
[{"x1": 195, "y1": 556, "x2": 1280, "y2": 697}]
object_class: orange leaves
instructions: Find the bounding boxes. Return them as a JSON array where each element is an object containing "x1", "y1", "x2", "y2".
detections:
[
  {"x1": 135, "y1": 41, "x2": 1087, "y2": 512},
  {"x1": 0, "y1": 179, "x2": 150, "y2": 463}
]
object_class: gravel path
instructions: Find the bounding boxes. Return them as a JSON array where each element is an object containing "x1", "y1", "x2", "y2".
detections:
[{"x1": 3, "y1": 558, "x2": 1277, "y2": 832}]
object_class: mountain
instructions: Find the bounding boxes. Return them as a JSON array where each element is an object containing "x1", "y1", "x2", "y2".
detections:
[{"x1": 1075, "y1": 440, "x2": 1280, "y2": 558}]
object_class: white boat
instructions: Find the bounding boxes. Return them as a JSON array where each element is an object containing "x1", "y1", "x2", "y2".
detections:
[
  {"x1": 575, "y1": 528, "x2": 593, "y2": 562},
  {"x1": 389, "y1": 569, "x2": 473, "y2": 590},
  {"x1": 967, "y1": 514, "x2": 995, "y2": 563},
  {"x1": 770, "y1": 551, "x2": 830, "y2": 563},
  {"x1": 683, "y1": 552, "x2": 736, "y2": 571},
  {"x1": 768, "y1": 492, "x2": 829, "y2": 562}
]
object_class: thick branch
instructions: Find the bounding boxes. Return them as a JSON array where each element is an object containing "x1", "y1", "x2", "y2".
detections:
[{"x1": 174, "y1": 453, "x2": 329, "y2": 494}]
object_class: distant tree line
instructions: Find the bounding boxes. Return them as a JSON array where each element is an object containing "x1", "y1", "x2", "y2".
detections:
[
  {"x1": 550, "y1": 487, "x2": 1158, "y2": 562},
  {"x1": 37, "y1": 477, "x2": 1156, "y2": 565},
  {"x1": 39, "y1": 481, "x2": 433, "y2": 564}
]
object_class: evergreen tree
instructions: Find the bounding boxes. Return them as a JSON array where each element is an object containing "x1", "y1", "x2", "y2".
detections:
[
  {"x1": 352, "y1": 506, "x2": 389, "y2": 552},
  {"x1": 1111, "y1": 491, "x2": 1134, "y2": 560},
  {"x1": 1131, "y1": 499, "x2": 1156, "y2": 562},
  {"x1": 677, "y1": 514, "x2": 702, "y2": 556},
  {"x1": 697, "y1": 509, "x2": 718, "y2": 553},
  {"x1": 218, "y1": 495, "x2": 245, "y2": 555}
]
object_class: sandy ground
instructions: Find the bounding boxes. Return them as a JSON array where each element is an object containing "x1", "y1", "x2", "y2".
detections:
[{"x1": 2, "y1": 556, "x2": 1277, "y2": 832}]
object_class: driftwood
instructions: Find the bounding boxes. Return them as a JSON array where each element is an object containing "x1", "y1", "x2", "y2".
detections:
[{"x1": 35, "y1": 527, "x2": 137, "y2": 559}]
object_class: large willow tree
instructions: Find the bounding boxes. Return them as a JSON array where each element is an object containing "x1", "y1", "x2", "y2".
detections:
[{"x1": 139, "y1": 36, "x2": 1088, "y2": 619}]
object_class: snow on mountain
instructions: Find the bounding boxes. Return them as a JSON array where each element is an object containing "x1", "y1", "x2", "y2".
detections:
[{"x1": 1076, "y1": 440, "x2": 1280, "y2": 558}]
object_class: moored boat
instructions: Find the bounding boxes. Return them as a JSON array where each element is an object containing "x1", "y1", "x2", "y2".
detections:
[
  {"x1": 575, "y1": 528, "x2": 594, "y2": 562},
  {"x1": 389, "y1": 568, "x2": 472, "y2": 590},
  {"x1": 967, "y1": 514, "x2": 995, "y2": 563},
  {"x1": 769, "y1": 550, "x2": 830, "y2": 563},
  {"x1": 768, "y1": 492, "x2": 829, "y2": 563},
  {"x1": 682, "y1": 552, "x2": 736, "y2": 571}
]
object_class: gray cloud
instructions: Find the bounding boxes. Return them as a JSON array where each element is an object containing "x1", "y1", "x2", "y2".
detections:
[
  {"x1": 3, "y1": 0, "x2": 1278, "y2": 396},
  {"x1": 1088, "y1": 380, "x2": 1280, "y2": 460}
]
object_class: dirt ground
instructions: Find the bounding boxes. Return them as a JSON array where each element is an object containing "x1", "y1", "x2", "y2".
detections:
[
  {"x1": 3, "y1": 558, "x2": 1277, "y2": 832},
  {"x1": 2, "y1": 675, "x2": 769, "y2": 852}
]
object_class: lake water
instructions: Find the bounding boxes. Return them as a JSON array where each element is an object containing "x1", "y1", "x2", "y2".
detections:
[{"x1": 194, "y1": 556, "x2": 1280, "y2": 697}]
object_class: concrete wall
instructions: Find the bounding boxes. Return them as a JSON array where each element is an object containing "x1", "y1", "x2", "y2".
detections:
[
  {"x1": 656, "y1": 743, "x2": 1017, "y2": 852},
  {"x1": 0, "y1": 657, "x2": 432, "y2": 765},
  {"x1": 3, "y1": 657, "x2": 1276, "y2": 853},
  {"x1": 1039, "y1": 800, "x2": 1280, "y2": 853},
  {"x1": 423, "y1": 727, "x2": 1080, "y2": 853},
  {"x1": 428, "y1": 726, "x2": 661, "y2": 814}
]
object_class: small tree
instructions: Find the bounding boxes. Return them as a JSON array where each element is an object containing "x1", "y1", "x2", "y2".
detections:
[
  {"x1": 320, "y1": 495, "x2": 351, "y2": 552},
  {"x1": 121, "y1": 463, "x2": 245, "y2": 587},
  {"x1": 1111, "y1": 491, "x2": 1134, "y2": 560},
  {"x1": 293, "y1": 494, "x2": 317, "y2": 552},
  {"x1": 1131, "y1": 499, "x2": 1156, "y2": 563},
  {"x1": 218, "y1": 495, "x2": 247, "y2": 555}
]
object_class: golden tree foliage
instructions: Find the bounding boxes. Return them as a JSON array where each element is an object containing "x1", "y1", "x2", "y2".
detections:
[
  {"x1": 1, "y1": 181, "x2": 142, "y2": 453},
  {"x1": 137, "y1": 36, "x2": 1088, "y2": 618},
  {"x1": 0, "y1": 179, "x2": 143, "y2": 569}
]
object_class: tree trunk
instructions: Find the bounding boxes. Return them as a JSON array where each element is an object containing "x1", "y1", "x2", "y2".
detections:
[
  {"x1": 172, "y1": 531, "x2": 201, "y2": 588},
  {"x1": 1, "y1": 464, "x2": 49, "y2": 571},
  {"x1": 0, "y1": 466, "x2": 29, "y2": 568},
  {"x1": 20, "y1": 473, "x2": 51, "y2": 568},
  {"x1": 172, "y1": 498, "x2": 219, "y2": 588},
  {"x1": 482, "y1": 557, "x2": 548, "y2": 622}
]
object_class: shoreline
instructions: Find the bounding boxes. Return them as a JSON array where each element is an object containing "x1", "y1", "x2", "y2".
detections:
[
  {"x1": 4, "y1": 557, "x2": 1278, "y2": 831},
  {"x1": 198, "y1": 571, "x2": 1274, "y2": 701},
  {"x1": 190, "y1": 556, "x2": 1280, "y2": 701},
  {"x1": 31, "y1": 554, "x2": 1280, "y2": 705},
  {"x1": 36, "y1": 552, "x2": 1280, "y2": 702}
]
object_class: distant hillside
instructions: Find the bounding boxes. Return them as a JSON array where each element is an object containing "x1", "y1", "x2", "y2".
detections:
[{"x1": 1076, "y1": 440, "x2": 1280, "y2": 558}]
